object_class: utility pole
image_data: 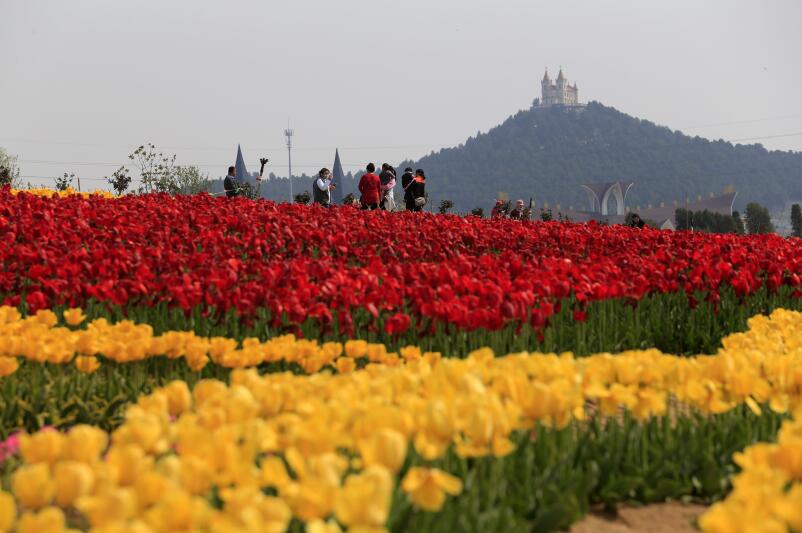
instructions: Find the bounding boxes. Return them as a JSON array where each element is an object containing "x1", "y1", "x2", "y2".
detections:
[{"x1": 284, "y1": 125, "x2": 294, "y2": 203}]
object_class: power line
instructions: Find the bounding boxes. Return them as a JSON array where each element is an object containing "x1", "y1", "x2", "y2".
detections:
[
  {"x1": 1, "y1": 138, "x2": 450, "y2": 152},
  {"x1": 729, "y1": 131, "x2": 802, "y2": 142},
  {"x1": 18, "y1": 159, "x2": 368, "y2": 168}
]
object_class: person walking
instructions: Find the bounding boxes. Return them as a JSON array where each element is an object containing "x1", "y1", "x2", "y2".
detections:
[
  {"x1": 358, "y1": 163, "x2": 381, "y2": 210},
  {"x1": 312, "y1": 168, "x2": 336, "y2": 208},
  {"x1": 401, "y1": 167, "x2": 416, "y2": 212},
  {"x1": 223, "y1": 166, "x2": 243, "y2": 198},
  {"x1": 380, "y1": 165, "x2": 397, "y2": 211}
]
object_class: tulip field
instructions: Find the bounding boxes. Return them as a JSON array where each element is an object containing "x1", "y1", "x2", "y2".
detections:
[{"x1": 1, "y1": 189, "x2": 802, "y2": 532}]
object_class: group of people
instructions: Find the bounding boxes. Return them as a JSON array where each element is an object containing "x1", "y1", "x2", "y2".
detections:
[
  {"x1": 491, "y1": 199, "x2": 529, "y2": 220},
  {"x1": 314, "y1": 163, "x2": 427, "y2": 212},
  {"x1": 223, "y1": 160, "x2": 428, "y2": 212}
]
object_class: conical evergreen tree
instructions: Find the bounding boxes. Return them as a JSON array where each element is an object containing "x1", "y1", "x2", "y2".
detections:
[{"x1": 331, "y1": 149, "x2": 344, "y2": 204}]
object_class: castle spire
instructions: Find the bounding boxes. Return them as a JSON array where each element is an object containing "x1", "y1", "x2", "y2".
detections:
[
  {"x1": 542, "y1": 68, "x2": 550, "y2": 82},
  {"x1": 556, "y1": 68, "x2": 565, "y2": 82}
]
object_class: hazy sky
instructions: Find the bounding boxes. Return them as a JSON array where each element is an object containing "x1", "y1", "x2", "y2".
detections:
[{"x1": 2, "y1": 0, "x2": 801, "y2": 188}]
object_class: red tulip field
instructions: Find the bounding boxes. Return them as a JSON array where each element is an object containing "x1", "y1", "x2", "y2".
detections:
[{"x1": 0, "y1": 189, "x2": 800, "y2": 532}]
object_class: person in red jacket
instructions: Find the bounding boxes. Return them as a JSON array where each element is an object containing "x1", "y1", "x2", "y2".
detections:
[{"x1": 358, "y1": 163, "x2": 382, "y2": 210}]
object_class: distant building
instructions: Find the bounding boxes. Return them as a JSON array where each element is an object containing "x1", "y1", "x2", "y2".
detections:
[
  {"x1": 581, "y1": 181, "x2": 634, "y2": 215},
  {"x1": 541, "y1": 68, "x2": 579, "y2": 106},
  {"x1": 558, "y1": 182, "x2": 737, "y2": 230}
]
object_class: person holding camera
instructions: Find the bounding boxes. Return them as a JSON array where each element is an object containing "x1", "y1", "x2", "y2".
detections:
[
  {"x1": 223, "y1": 166, "x2": 243, "y2": 198},
  {"x1": 358, "y1": 163, "x2": 381, "y2": 210},
  {"x1": 312, "y1": 167, "x2": 336, "y2": 208}
]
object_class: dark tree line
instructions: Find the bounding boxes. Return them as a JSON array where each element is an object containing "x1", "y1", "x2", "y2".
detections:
[{"x1": 674, "y1": 208, "x2": 744, "y2": 234}]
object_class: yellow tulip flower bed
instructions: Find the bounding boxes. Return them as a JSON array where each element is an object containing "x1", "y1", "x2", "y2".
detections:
[
  {"x1": 0, "y1": 308, "x2": 801, "y2": 531},
  {"x1": 700, "y1": 410, "x2": 802, "y2": 532},
  {"x1": 9, "y1": 188, "x2": 114, "y2": 198}
]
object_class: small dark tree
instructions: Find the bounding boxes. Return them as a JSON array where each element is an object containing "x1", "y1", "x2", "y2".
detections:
[
  {"x1": 55, "y1": 173, "x2": 75, "y2": 191},
  {"x1": 791, "y1": 204, "x2": 802, "y2": 238},
  {"x1": 470, "y1": 207, "x2": 484, "y2": 217},
  {"x1": 131, "y1": 143, "x2": 178, "y2": 194},
  {"x1": 675, "y1": 208, "x2": 692, "y2": 230},
  {"x1": 106, "y1": 166, "x2": 132, "y2": 196},
  {"x1": 294, "y1": 191, "x2": 311, "y2": 205},
  {"x1": 744, "y1": 202, "x2": 774, "y2": 234},
  {"x1": 0, "y1": 166, "x2": 11, "y2": 187},
  {"x1": 732, "y1": 211, "x2": 745, "y2": 235},
  {"x1": 540, "y1": 208, "x2": 553, "y2": 222},
  {"x1": 439, "y1": 199, "x2": 453, "y2": 215}
]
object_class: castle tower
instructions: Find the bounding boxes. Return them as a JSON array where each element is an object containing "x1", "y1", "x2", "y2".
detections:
[{"x1": 539, "y1": 67, "x2": 579, "y2": 106}]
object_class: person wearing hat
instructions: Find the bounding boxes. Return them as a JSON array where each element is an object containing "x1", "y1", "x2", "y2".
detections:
[{"x1": 401, "y1": 167, "x2": 416, "y2": 211}]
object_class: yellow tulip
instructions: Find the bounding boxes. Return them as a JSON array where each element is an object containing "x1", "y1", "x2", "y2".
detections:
[
  {"x1": 335, "y1": 357, "x2": 356, "y2": 374},
  {"x1": 63, "y1": 425, "x2": 108, "y2": 463},
  {"x1": 105, "y1": 445, "x2": 151, "y2": 487},
  {"x1": 400, "y1": 467, "x2": 463, "y2": 512},
  {"x1": 259, "y1": 496, "x2": 292, "y2": 528},
  {"x1": 344, "y1": 340, "x2": 368, "y2": 359},
  {"x1": 0, "y1": 357, "x2": 18, "y2": 377},
  {"x1": 307, "y1": 519, "x2": 343, "y2": 533},
  {"x1": 358, "y1": 428, "x2": 407, "y2": 473},
  {"x1": 142, "y1": 489, "x2": 201, "y2": 532},
  {"x1": 335, "y1": 465, "x2": 392, "y2": 529},
  {"x1": 179, "y1": 455, "x2": 213, "y2": 495},
  {"x1": 19, "y1": 430, "x2": 63, "y2": 465},
  {"x1": 12, "y1": 463, "x2": 54, "y2": 510},
  {"x1": 162, "y1": 380, "x2": 192, "y2": 416},
  {"x1": 261, "y1": 456, "x2": 292, "y2": 490},
  {"x1": 62, "y1": 308, "x2": 86, "y2": 326},
  {"x1": 75, "y1": 488, "x2": 137, "y2": 527},
  {"x1": 0, "y1": 491, "x2": 16, "y2": 532},
  {"x1": 53, "y1": 461, "x2": 94, "y2": 508},
  {"x1": 282, "y1": 479, "x2": 338, "y2": 522},
  {"x1": 15, "y1": 507, "x2": 66, "y2": 533},
  {"x1": 74, "y1": 355, "x2": 100, "y2": 373},
  {"x1": 32, "y1": 310, "x2": 58, "y2": 328}
]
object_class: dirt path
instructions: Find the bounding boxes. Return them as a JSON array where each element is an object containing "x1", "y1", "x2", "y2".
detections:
[{"x1": 570, "y1": 503, "x2": 708, "y2": 532}]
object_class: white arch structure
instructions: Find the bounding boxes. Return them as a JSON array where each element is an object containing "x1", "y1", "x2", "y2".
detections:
[{"x1": 581, "y1": 181, "x2": 635, "y2": 215}]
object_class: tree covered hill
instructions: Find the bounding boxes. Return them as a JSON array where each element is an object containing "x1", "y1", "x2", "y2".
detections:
[{"x1": 400, "y1": 102, "x2": 802, "y2": 212}]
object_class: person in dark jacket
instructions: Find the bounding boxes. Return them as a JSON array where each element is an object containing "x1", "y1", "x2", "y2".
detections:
[
  {"x1": 358, "y1": 163, "x2": 381, "y2": 210},
  {"x1": 223, "y1": 166, "x2": 243, "y2": 198},
  {"x1": 312, "y1": 168, "x2": 335, "y2": 207},
  {"x1": 509, "y1": 199, "x2": 527, "y2": 220},
  {"x1": 409, "y1": 169, "x2": 426, "y2": 212},
  {"x1": 401, "y1": 167, "x2": 416, "y2": 211}
]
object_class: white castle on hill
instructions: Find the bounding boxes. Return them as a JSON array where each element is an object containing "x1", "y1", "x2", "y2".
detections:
[{"x1": 541, "y1": 68, "x2": 579, "y2": 106}]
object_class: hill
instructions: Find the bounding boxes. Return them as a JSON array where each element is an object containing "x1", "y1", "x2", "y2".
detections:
[{"x1": 399, "y1": 102, "x2": 802, "y2": 213}]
